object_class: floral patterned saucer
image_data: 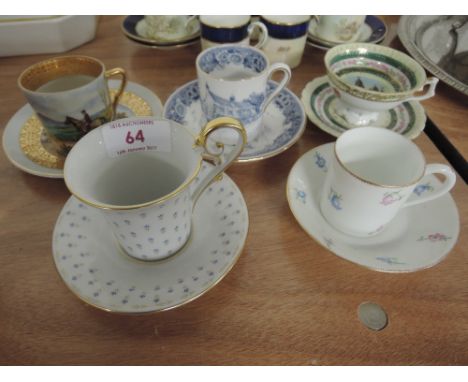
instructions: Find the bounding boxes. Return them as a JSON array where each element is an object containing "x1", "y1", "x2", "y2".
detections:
[
  {"x1": 286, "y1": 143, "x2": 460, "y2": 272},
  {"x1": 121, "y1": 15, "x2": 201, "y2": 49},
  {"x1": 307, "y1": 15, "x2": 387, "y2": 51},
  {"x1": 301, "y1": 76, "x2": 426, "y2": 140},
  {"x1": 2, "y1": 80, "x2": 163, "y2": 178},
  {"x1": 52, "y1": 163, "x2": 249, "y2": 314},
  {"x1": 163, "y1": 80, "x2": 306, "y2": 162}
]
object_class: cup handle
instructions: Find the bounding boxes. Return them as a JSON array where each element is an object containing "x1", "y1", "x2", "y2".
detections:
[
  {"x1": 190, "y1": 117, "x2": 247, "y2": 205},
  {"x1": 405, "y1": 77, "x2": 439, "y2": 102},
  {"x1": 104, "y1": 68, "x2": 127, "y2": 118},
  {"x1": 184, "y1": 15, "x2": 198, "y2": 28},
  {"x1": 249, "y1": 21, "x2": 268, "y2": 49},
  {"x1": 261, "y1": 63, "x2": 291, "y2": 113},
  {"x1": 404, "y1": 163, "x2": 456, "y2": 208}
]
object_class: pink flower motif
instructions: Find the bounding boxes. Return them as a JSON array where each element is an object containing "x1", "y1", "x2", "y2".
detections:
[
  {"x1": 380, "y1": 191, "x2": 403, "y2": 206},
  {"x1": 417, "y1": 233, "x2": 451, "y2": 242},
  {"x1": 428, "y1": 233, "x2": 449, "y2": 242}
]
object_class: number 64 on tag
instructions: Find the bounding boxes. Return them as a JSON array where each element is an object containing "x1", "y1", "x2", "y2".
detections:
[{"x1": 101, "y1": 120, "x2": 172, "y2": 157}]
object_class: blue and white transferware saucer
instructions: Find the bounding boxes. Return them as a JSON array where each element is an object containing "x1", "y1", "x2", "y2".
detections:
[
  {"x1": 286, "y1": 143, "x2": 459, "y2": 273},
  {"x1": 301, "y1": 76, "x2": 426, "y2": 140},
  {"x1": 164, "y1": 80, "x2": 306, "y2": 162},
  {"x1": 53, "y1": 163, "x2": 249, "y2": 314},
  {"x1": 307, "y1": 15, "x2": 387, "y2": 51}
]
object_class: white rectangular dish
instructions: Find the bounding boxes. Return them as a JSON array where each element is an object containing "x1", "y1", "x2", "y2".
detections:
[{"x1": 0, "y1": 15, "x2": 98, "y2": 57}]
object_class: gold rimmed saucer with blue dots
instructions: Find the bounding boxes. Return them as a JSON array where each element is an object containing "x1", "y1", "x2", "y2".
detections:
[{"x1": 52, "y1": 164, "x2": 249, "y2": 314}]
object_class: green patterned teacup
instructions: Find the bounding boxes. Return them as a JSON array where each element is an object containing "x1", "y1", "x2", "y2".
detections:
[{"x1": 324, "y1": 43, "x2": 438, "y2": 127}]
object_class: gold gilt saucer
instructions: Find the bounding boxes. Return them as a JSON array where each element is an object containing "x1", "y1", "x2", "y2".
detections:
[{"x1": 3, "y1": 80, "x2": 163, "y2": 178}]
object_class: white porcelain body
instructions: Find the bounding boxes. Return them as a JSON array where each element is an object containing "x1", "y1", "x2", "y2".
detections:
[
  {"x1": 200, "y1": 15, "x2": 268, "y2": 50},
  {"x1": 104, "y1": 188, "x2": 192, "y2": 260},
  {"x1": 331, "y1": 77, "x2": 439, "y2": 126},
  {"x1": 320, "y1": 128, "x2": 456, "y2": 237},
  {"x1": 260, "y1": 15, "x2": 310, "y2": 69},
  {"x1": 196, "y1": 44, "x2": 291, "y2": 144},
  {"x1": 261, "y1": 35, "x2": 308, "y2": 69},
  {"x1": 63, "y1": 116, "x2": 246, "y2": 260},
  {"x1": 332, "y1": 87, "x2": 402, "y2": 126},
  {"x1": 314, "y1": 15, "x2": 365, "y2": 43}
]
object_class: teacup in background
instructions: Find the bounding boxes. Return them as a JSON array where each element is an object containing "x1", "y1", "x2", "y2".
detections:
[
  {"x1": 196, "y1": 44, "x2": 291, "y2": 144},
  {"x1": 320, "y1": 127, "x2": 456, "y2": 237},
  {"x1": 63, "y1": 116, "x2": 246, "y2": 261},
  {"x1": 200, "y1": 15, "x2": 268, "y2": 50},
  {"x1": 18, "y1": 55, "x2": 126, "y2": 158},
  {"x1": 313, "y1": 16, "x2": 365, "y2": 43},
  {"x1": 259, "y1": 15, "x2": 311, "y2": 69},
  {"x1": 324, "y1": 43, "x2": 439, "y2": 127},
  {"x1": 136, "y1": 15, "x2": 197, "y2": 41}
]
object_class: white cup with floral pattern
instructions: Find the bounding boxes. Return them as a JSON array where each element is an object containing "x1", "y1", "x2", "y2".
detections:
[
  {"x1": 313, "y1": 15, "x2": 365, "y2": 43},
  {"x1": 320, "y1": 127, "x2": 456, "y2": 237},
  {"x1": 63, "y1": 116, "x2": 246, "y2": 261}
]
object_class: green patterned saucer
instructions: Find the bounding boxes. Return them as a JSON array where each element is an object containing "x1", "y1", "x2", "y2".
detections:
[{"x1": 301, "y1": 76, "x2": 426, "y2": 139}]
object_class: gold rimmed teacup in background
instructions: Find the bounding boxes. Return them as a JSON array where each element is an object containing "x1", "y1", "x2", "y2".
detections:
[
  {"x1": 18, "y1": 55, "x2": 126, "y2": 158},
  {"x1": 312, "y1": 16, "x2": 366, "y2": 43},
  {"x1": 259, "y1": 15, "x2": 311, "y2": 69},
  {"x1": 324, "y1": 43, "x2": 438, "y2": 127}
]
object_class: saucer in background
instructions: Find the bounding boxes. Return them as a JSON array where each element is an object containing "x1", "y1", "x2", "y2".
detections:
[
  {"x1": 307, "y1": 16, "x2": 387, "y2": 51},
  {"x1": 301, "y1": 76, "x2": 426, "y2": 140},
  {"x1": 122, "y1": 15, "x2": 200, "y2": 49}
]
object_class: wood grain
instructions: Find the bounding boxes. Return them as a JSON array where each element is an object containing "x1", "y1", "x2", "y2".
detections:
[{"x1": 0, "y1": 16, "x2": 467, "y2": 365}]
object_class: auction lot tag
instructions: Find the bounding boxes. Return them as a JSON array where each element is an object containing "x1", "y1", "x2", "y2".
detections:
[{"x1": 102, "y1": 118, "x2": 171, "y2": 157}]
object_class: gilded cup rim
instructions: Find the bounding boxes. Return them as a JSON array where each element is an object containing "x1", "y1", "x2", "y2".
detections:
[
  {"x1": 18, "y1": 55, "x2": 105, "y2": 94},
  {"x1": 324, "y1": 43, "x2": 427, "y2": 102},
  {"x1": 63, "y1": 117, "x2": 203, "y2": 211}
]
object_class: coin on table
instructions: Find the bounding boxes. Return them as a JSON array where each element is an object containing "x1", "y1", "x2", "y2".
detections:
[{"x1": 358, "y1": 301, "x2": 388, "y2": 331}]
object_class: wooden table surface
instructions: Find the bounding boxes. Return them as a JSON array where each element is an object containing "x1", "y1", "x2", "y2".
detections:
[{"x1": 0, "y1": 16, "x2": 467, "y2": 366}]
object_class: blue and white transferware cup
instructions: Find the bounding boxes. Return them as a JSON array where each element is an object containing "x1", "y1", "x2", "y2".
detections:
[
  {"x1": 260, "y1": 15, "x2": 311, "y2": 69},
  {"x1": 200, "y1": 15, "x2": 268, "y2": 51},
  {"x1": 196, "y1": 44, "x2": 291, "y2": 144},
  {"x1": 63, "y1": 116, "x2": 246, "y2": 261},
  {"x1": 319, "y1": 127, "x2": 456, "y2": 237}
]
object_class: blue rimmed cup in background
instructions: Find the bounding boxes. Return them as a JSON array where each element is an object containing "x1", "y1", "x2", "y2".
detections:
[
  {"x1": 260, "y1": 15, "x2": 311, "y2": 69},
  {"x1": 196, "y1": 44, "x2": 291, "y2": 144},
  {"x1": 200, "y1": 15, "x2": 268, "y2": 51}
]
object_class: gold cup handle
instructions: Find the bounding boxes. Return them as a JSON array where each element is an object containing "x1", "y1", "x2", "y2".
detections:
[
  {"x1": 104, "y1": 67, "x2": 127, "y2": 118},
  {"x1": 191, "y1": 117, "x2": 247, "y2": 205}
]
